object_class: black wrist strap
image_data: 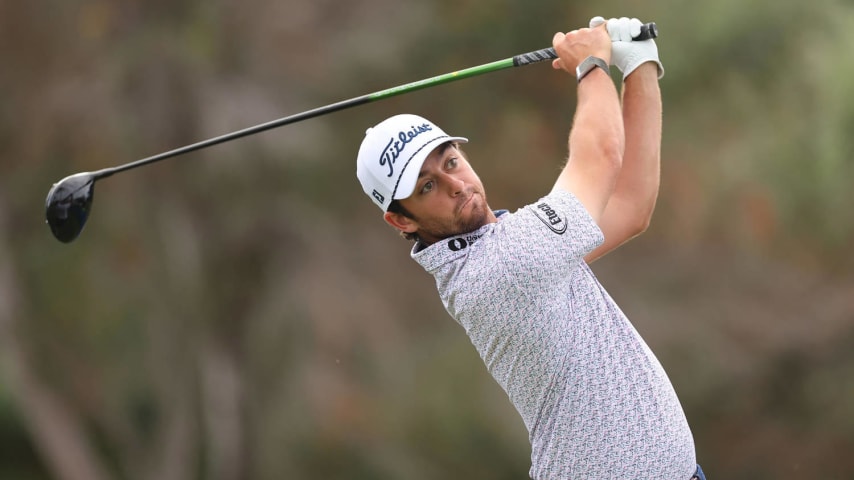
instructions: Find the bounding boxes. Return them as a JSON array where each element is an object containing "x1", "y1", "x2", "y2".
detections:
[{"x1": 576, "y1": 56, "x2": 610, "y2": 83}]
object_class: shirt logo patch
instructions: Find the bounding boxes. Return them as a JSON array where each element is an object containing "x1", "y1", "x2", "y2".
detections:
[
  {"x1": 447, "y1": 232, "x2": 484, "y2": 252},
  {"x1": 448, "y1": 238, "x2": 468, "y2": 251},
  {"x1": 534, "y1": 202, "x2": 567, "y2": 234}
]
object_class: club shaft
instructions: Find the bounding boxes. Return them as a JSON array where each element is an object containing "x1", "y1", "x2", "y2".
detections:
[
  {"x1": 94, "y1": 22, "x2": 655, "y2": 179},
  {"x1": 95, "y1": 57, "x2": 518, "y2": 179}
]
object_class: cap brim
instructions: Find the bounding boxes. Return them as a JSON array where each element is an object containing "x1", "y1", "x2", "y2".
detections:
[{"x1": 392, "y1": 135, "x2": 468, "y2": 201}]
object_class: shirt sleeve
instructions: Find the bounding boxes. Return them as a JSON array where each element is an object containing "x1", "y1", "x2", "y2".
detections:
[{"x1": 492, "y1": 189, "x2": 604, "y2": 284}]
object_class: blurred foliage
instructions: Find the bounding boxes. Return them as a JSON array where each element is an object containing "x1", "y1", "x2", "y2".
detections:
[{"x1": 1, "y1": 0, "x2": 853, "y2": 479}]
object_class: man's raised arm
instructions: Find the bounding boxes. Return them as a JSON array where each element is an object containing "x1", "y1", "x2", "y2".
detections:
[{"x1": 550, "y1": 25, "x2": 625, "y2": 224}]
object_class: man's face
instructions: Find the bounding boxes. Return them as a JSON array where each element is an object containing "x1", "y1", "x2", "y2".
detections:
[{"x1": 383, "y1": 143, "x2": 497, "y2": 245}]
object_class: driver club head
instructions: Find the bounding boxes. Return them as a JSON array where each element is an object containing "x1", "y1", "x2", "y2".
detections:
[{"x1": 45, "y1": 172, "x2": 96, "y2": 243}]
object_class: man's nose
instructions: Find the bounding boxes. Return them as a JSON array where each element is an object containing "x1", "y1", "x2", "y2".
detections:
[{"x1": 441, "y1": 174, "x2": 465, "y2": 195}]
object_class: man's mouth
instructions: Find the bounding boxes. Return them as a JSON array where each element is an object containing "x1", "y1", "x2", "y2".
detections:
[{"x1": 457, "y1": 192, "x2": 475, "y2": 214}]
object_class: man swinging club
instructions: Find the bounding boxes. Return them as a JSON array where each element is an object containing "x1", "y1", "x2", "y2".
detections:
[{"x1": 356, "y1": 16, "x2": 704, "y2": 480}]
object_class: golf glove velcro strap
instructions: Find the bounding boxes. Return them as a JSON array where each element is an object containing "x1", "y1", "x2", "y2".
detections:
[{"x1": 589, "y1": 16, "x2": 664, "y2": 80}]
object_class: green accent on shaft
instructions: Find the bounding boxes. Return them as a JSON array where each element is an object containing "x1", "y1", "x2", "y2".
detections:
[
  {"x1": 368, "y1": 58, "x2": 514, "y2": 101},
  {"x1": 74, "y1": 56, "x2": 527, "y2": 180}
]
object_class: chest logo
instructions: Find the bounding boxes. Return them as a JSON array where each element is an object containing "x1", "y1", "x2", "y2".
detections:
[{"x1": 534, "y1": 202, "x2": 567, "y2": 234}]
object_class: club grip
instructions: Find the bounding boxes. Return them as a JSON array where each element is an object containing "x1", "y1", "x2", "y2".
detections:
[
  {"x1": 635, "y1": 22, "x2": 657, "y2": 41},
  {"x1": 513, "y1": 22, "x2": 657, "y2": 66}
]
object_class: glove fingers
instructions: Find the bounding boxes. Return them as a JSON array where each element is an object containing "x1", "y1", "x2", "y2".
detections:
[
  {"x1": 589, "y1": 16, "x2": 606, "y2": 28},
  {"x1": 607, "y1": 17, "x2": 646, "y2": 42},
  {"x1": 628, "y1": 18, "x2": 643, "y2": 39},
  {"x1": 605, "y1": 18, "x2": 621, "y2": 41},
  {"x1": 617, "y1": 17, "x2": 632, "y2": 42}
]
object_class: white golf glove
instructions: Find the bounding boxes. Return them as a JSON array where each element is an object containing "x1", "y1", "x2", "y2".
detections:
[{"x1": 589, "y1": 16, "x2": 664, "y2": 80}]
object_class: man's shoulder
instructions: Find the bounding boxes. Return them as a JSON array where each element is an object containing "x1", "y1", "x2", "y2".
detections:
[
  {"x1": 497, "y1": 190, "x2": 598, "y2": 234},
  {"x1": 412, "y1": 189, "x2": 599, "y2": 271}
]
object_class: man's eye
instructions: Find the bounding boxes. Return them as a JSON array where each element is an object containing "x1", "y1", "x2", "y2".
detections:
[
  {"x1": 447, "y1": 157, "x2": 458, "y2": 169},
  {"x1": 421, "y1": 181, "x2": 434, "y2": 194}
]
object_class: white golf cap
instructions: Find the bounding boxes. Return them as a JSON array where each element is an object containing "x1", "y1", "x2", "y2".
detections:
[{"x1": 356, "y1": 114, "x2": 468, "y2": 211}]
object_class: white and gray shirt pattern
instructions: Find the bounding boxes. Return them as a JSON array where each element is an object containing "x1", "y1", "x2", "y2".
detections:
[{"x1": 412, "y1": 189, "x2": 696, "y2": 480}]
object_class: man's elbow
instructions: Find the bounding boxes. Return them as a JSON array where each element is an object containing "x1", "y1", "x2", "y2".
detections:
[
  {"x1": 629, "y1": 202, "x2": 656, "y2": 237},
  {"x1": 612, "y1": 195, "x2": 656, "y2": 239},
  {"x1": 617, "y1": 183, "x2": 659, "y2": 237},
  {"x1": 633, "y1": 214, "x2": 652, "y2": 237}
]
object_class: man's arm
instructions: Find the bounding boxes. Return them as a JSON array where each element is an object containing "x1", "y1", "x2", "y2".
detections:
[
  {"x1": 550, "y1": 27, "x2": 625, "y2": 224},
  {"x1": 585, "y1": 63, "x2": 662, "y2": 263}
]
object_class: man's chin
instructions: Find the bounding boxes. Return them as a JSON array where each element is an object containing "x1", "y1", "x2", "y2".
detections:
[{"x1": 457, "y1": 202, "x2": 491, "y2": 233}]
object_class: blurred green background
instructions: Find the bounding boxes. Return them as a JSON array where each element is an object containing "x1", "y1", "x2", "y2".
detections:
[{"x1": 2, "y1": 0, "x2": 853, "y2": 478}]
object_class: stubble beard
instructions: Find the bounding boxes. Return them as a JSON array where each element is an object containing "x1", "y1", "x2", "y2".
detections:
[{"x1": 417, "y1": 191, "x2": 492, "y2": 243}]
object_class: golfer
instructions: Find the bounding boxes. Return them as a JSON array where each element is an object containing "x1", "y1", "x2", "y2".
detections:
[{"x1": 356, "y1": 17, "x2": 703, "y2": 480}]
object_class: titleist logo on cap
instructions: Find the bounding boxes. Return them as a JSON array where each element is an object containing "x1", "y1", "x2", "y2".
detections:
[{"x1": 379, "y1": 123, "x2": 433, "y2": 177}]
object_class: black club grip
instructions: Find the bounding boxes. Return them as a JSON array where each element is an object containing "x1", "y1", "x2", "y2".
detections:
[
  {"x1": 635, "y1": 22, "x2": 658, "y2": 41},
  {"x1": 513, "y1": 22, "x2": 657, "y2": 66}
]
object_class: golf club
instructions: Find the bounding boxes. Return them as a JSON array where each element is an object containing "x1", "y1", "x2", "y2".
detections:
[{"x1": 45, "y1": 23, "x2": 657, "y2": 243}]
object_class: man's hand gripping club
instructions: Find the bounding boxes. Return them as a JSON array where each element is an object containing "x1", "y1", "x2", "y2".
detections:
[{"x1": 549, "y1": 23, "x2": 612, "y2": 78}]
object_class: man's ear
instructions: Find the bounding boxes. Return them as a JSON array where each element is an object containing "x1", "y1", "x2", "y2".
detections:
[{"x1": 383, "y1": 211, "x2": 418, "y2": 235}]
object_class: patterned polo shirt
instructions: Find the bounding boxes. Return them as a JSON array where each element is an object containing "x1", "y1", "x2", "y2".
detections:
[{"x1": 411, "y1": 189, "x2": 696, "y2": 479}]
